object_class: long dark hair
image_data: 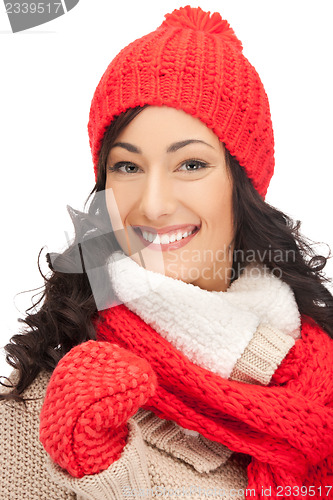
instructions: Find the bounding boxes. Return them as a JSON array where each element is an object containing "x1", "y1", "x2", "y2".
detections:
[{"x1": 1, "y1": 104, "x2": 332, "y2": 403}]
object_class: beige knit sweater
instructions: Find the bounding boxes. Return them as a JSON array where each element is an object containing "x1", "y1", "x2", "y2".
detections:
[{"x1": 0, "y1": 324, "x2": 294, "y2": 500}]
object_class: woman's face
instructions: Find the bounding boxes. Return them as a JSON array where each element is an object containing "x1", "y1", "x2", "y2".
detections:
[{"x1": 105, "y1": 105, "x2": 234, "y2": 292}]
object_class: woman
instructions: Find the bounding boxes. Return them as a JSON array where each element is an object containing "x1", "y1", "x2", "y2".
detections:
[{"x1": 1, "y1": 5, "x2": 332, "y2": 499}]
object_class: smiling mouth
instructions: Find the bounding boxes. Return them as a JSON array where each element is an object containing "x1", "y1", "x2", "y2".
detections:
[{"x1": 132, "y1": 225, "x2": 200, "y2": 245}]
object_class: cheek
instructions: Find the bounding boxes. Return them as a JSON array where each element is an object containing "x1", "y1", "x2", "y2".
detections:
[
  {"x1": 105, "y1": 179, "x2": 151, "y2": 258},
  {"x1": 105, "y1": 181, "x2": 135, "y2": 252},
  {"x1": 105, "y1": 180, "x2": 134, "y2": 224},
  {"x1": 199, "y1": 176, "x2": 234, "y2": 236},
  {"x1": 216, "y1": 189, "x2": 233, "y2": 234}
]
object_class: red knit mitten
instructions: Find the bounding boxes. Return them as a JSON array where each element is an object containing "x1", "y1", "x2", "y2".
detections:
[{"x1": 39, "y1": 340, "x2": 157, "y2": 478}]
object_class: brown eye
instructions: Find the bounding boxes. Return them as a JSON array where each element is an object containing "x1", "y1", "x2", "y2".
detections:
[
  {"x1": 108, "y1": 162, "x2": 141, "y2": 174},
  {"x1": 178, "y1": 160, "x2": 209, "y2": 172}
]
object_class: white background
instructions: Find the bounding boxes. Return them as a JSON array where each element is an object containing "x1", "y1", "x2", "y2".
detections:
[{"x1": 0, "y1": 1, "x2": 332, "y2": 377}]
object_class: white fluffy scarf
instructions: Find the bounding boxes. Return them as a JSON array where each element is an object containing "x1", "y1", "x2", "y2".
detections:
[{"x1": 108, "y1": 252, "x2": 300, "y2": 379}]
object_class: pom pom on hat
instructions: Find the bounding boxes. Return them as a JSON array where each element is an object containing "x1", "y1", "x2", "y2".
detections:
[{"x1": 161, "y1": 5, "x2": 243, "y2": 52}]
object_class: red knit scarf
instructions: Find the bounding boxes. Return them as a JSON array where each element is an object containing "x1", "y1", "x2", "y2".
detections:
[{"x1": 95, "y1": 305, "x2": 333, "y2": 499}]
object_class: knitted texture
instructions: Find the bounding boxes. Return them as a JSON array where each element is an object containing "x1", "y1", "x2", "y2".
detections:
[
  {"x1": 229, "y1": 324, "x2": 296, "y2": 385},
  {"x1": 3, "y1": 323, "x2": 280, "y2": 500},
  {"x1": 0, "y1": 370, "x2": 76, "y2": 500},
  {"x1": 2, "y1": 370, "x2": 247, "y2": 500},
  {"x1": 95, "y1": 306, "x2": 333, "y2": 500},
  {"x1": 133, "y1": 407, "x2": 235, "y2": 473},
  {"x1": 108, "y1": 253, "x2": 300, "y2": 380},
  {"x1": 39, "y1": 341, "x2": 157, "y2": 478},
  {"x1": 87, "y1": 5, "x2": 274, "y2": 198},
  {"x1": 48, "y1": 410, "x2": 249, "y2": 499}
]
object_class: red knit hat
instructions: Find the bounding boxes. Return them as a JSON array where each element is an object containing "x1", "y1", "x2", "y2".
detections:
[{"x1": 87, "y1": 5, "x2": 275, "y2": 198}]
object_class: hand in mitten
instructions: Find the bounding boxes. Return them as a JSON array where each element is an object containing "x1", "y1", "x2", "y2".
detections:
[{"x1": 39, "y1": 340, "x2": 157, "y2": 478}]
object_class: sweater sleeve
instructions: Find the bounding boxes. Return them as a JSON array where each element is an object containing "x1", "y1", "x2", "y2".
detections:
[
  {"x1": 229, "y1": 323, "x2": 296, "y2": 385},
  {"x1": 0, "y1": 370, "x2": 76, "y2": 500},
  {"x1": 0, "y1": 368, "x2": 152, "y2": 500},
  {"x1": 46, "y1": 419, "x2": 152, "y2": 500}
]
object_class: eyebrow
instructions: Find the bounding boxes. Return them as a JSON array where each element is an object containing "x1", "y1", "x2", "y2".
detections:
[{"x1": 109, "y1": 139, "x2": 215, "y2": 154}]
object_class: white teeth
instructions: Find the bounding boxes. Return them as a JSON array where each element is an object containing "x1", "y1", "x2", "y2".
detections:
[
  {"x1": 140, "y1": 228, "x2": 197, "y2": 244},
  {"x1": 160, "y1": 234, "x2": 170, "y2": 245},
  {"x1": 152, "y1": 234, "x2": 161, "y2": 244}
]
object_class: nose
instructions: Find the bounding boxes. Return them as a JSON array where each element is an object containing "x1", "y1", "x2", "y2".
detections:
[{"x1": 138, "y1": 169, "x2": 177, "y2": 221}]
